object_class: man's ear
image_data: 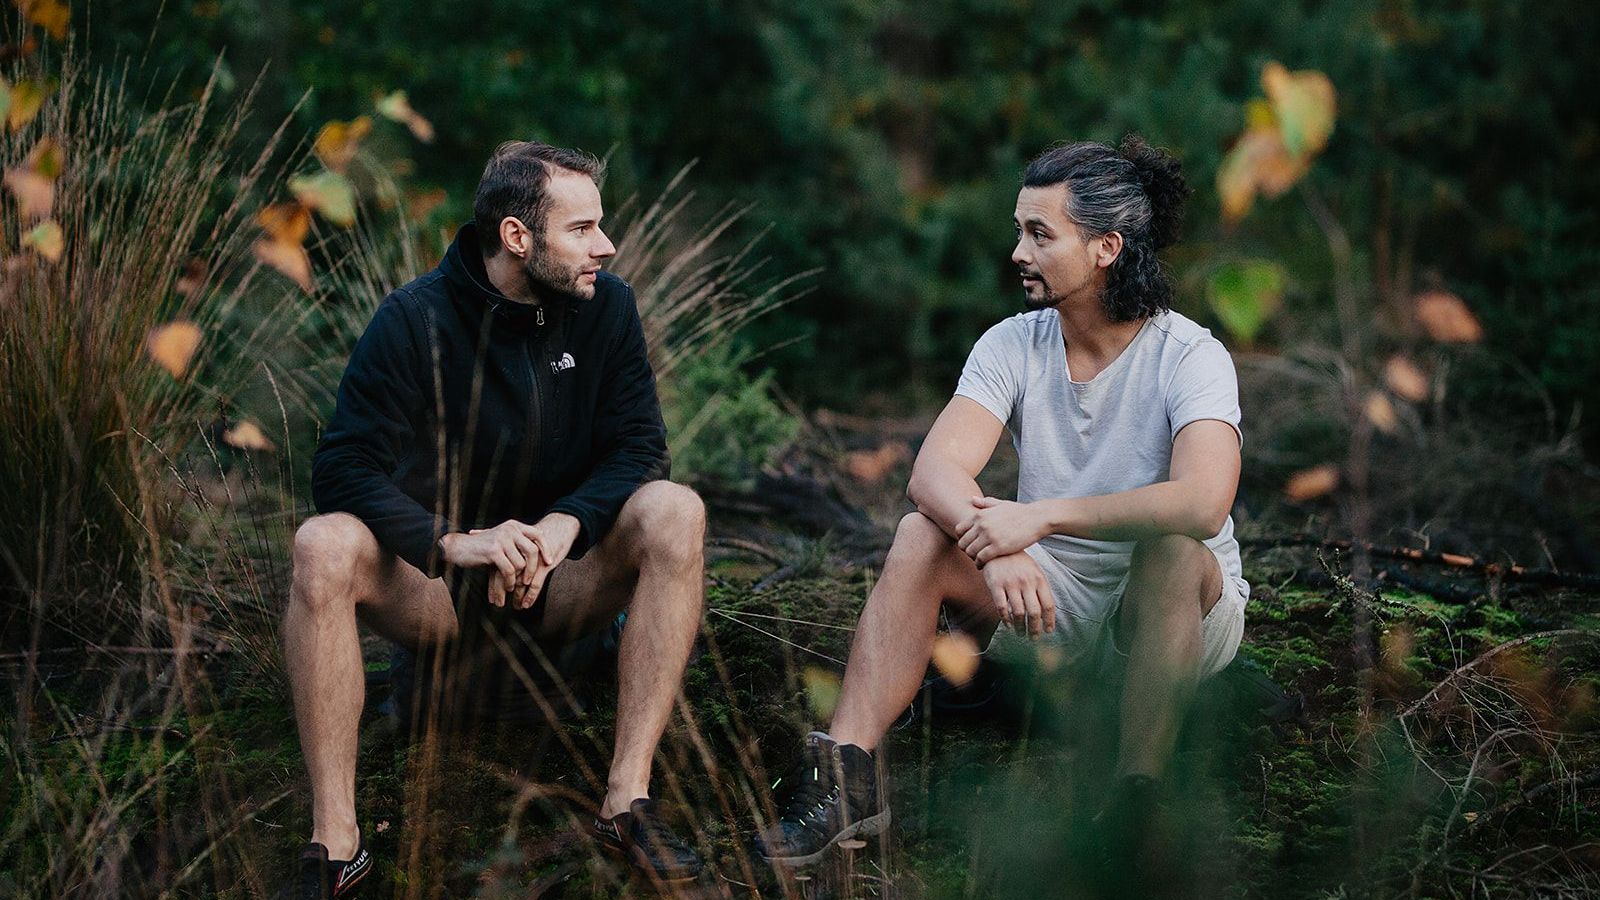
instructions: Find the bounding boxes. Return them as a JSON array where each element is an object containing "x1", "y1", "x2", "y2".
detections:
[
  {"x1": 498, "y1": 216, "x2": 532, "y2": 259},
  {"x1": 1095, "y1": 231, "x2": 1124, "y2": 269}
]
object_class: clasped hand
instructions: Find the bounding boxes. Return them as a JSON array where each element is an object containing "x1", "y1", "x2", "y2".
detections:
[
  {"x1": 955, "y1": 496, "x2": 1048, "y2": 564},
  {"x1": 441, "y1": 514, "x2": 580, "y2": 609}
]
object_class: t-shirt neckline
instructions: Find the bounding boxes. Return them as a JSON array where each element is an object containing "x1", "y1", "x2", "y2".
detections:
[{"x1": 1059, "y1": 313, "x2": 1157, "y2": 387}]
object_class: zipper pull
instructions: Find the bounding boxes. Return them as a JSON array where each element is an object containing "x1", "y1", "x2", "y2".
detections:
[{"x1": 536, "y1": 306, "x2": 545, "y2": 326}]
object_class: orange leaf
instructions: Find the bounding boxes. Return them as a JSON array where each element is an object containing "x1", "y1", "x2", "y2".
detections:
[
  {"x1": 1414, "y1": 291, "x2": 1483, "y2": 343},
  {"x1": 258, "y1": 202, "x2": 312, "y2": 244},
  {"x1": 253, "y1": 238, "x2": 312, "y2": 292},
  {"x1": 1383, "y1": 356, "x2": 1429, "y2": 403},
  {"x1": 21, "y1": 218, "x2": 61, "y2": 261},
  {"x1": 1217, "y1": 127, "x2": 1306, "y2": 223},
  {"x1": 175, "y1": 258, "x2": 206, "y2": 297},
  {"x1": 223, "y1": 421, "x2": 276, "y2": 452},
  {"x1": 404, "y1": 186, "x2": 447, "y2": 223},
  {"x1": 1283, "y1": 464, "x2": 1339, "y2": 502},
  {"x1": 4, "y1": 167, "x2": 52, "y2": 220},
  {"x1": 18, "y1": 0, "x2": 70, "y2": 41},
  {"x1": 1364, "y1": 390, "x2": 1398, "y2": 434},
  {"x1": 313, "y1": 116, "x2": 371, "y2": 174},
  {"x1": 146, "y1": 321, "x2": 202, "y2": 378},
  {"x1": 844, "y1": 443, "x2": 909, "y2": 484},
  {"x1": 931, "y1": 632, "x2": 980, "y2": 686}
]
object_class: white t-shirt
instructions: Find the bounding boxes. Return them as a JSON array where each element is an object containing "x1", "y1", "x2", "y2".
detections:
[{"x1": 955, "y1": 308, "x2": 1249, "y2": 643}]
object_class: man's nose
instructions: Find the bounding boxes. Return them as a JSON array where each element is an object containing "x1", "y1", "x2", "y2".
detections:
[
  {"x1": 592, "y1": 228, "x2": 616, "y2": 261},
  {"x1": 1011, "y1": 239, "x2": 1029, "y2": 267}
]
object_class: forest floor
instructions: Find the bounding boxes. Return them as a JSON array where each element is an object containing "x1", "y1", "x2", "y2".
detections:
[{"x1": 8, "y1": 411, "x2": 1600, "y2": 899}]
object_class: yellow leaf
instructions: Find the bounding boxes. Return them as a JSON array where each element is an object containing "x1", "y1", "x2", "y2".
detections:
[
  {"x1": 801, "y1": 666, "x2": 841, "y2": 720},
  {"x1": 4, "y1": 168, "x2": 52, "y2": 220},
  {"x1": 1364, "y1": 390, "x2": 1398, "y2": 434},
  {"x1": 931, "y1": 632, "x2": 980, "y2": 687},
  {"x1": 1262, "y1": 62, "x2": 1336, "y2": 157},
  {"x1": 1383, "y1": 356, "x2": 1429, "y2": 403},
  {"x1": 7, "y1": 78, "x2": 53, "y2": 131},
  {"x1": 1283, "y1": 464, "x2": 1339, "y2": 502},
  {"x1": 21, "y1": 218, "x2": 62, "y2": 261},
  {"x1": 312, "y1": 116, "x2": 371, "y2": 173},
  {"x1": 290, "y1": 171, "x2": 356, "y2": 227},
  {"x1": 253, "y1": 237, "x2": 312, "y2": 292},
  {"x1": 376, "y1": 90, "x2": 435, "y2": 143},
  {"x1": 146, "y1": 321, "x2": 202, "y2": 378},
  {"x1": 223, "y1": 421, "x2": 276, "y2": 452},
  {"x1": 1414, "y1": 291, "x2": 1483, "y2": 343},
  {"x1": 19, "y1": 0, "x2": 70, "y2": 40}
]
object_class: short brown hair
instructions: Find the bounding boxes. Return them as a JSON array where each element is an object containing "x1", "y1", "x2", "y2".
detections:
[{"x1": 473, "y1": 141, "x2": 605, "y2": 253}]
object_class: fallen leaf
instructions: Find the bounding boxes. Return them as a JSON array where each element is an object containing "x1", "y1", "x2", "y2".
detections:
[
  {"x1": 1216, "y1": 126, "x2": 1306, "y2": 223},
  {"x1": 290, "y1": 171, "x2": 356, "y2": 227},
  {"x1": 146, "y1": 321, "x2": 202, "y2": 378},
  {"x1": 1283, "y1": 464, "x2": 1339, "y2": 502},
  {"x1": 223, "y1": 420, "x2": 276, "y2": 452},
  {"x1": 1383, "y1": 356, "x2": 1429, "y2": 403},
  {"x1": 376, "y1": 90, "x2": 435, "y2": 143},
  {"x1": 404, "y1": 186, "x2": 447, "y2": 223},
  {"x1": 931, "y1": 632, "x2": 980, "y2": 686},
  {"x1": 19, "y1": 0, "x2": 70, "y2": 40},
  {"x1": 1262, "y1": 62, "x2": 1336, "y2": 157},
  {"x1": 258, "y1": 201, "x2": 311, "y2": 245},
  {"x1": 312, "y1": 116, "x2": 371, "y2": 173},
  {"x1": 4, "y1": 167, "x2": 52, "y2": 219},
  {"x1": 1364, "y1": 390, "x2": 1398, "y2": 434},
  {"x1": 1414, "y1": 291, "x2": 1483, "y2": 343},
  {"x1": 21, "y1": 218, "x2": 61, "y2": 261}
]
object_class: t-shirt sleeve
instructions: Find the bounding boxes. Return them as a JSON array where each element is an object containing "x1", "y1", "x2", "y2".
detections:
[
  {"x1": 1167, "y1": 337, "x2": 1243, "y2": 446},
  {"x1": 954, "y1": 318, "x2": 1025, "y2": 426}
]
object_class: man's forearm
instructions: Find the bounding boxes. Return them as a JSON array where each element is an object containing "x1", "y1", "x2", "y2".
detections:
[
  {"x1": 1040, "y1": 480, "x2": 1225, "y2": 543},
  {"x1": 907, "y1": 457, "x2": 987, "y2": 540}
]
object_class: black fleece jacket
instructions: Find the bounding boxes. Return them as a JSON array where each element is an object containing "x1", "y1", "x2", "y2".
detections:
[{"x1": 311, "y1": 223, "x2": 668, "y2": 576}]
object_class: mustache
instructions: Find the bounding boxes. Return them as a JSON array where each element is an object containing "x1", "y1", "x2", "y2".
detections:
[{"x1": 1018, "y1": 268, "x2": 1043, "y2": 280}]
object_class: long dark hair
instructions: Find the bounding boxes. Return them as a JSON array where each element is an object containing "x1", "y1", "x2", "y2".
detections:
[{"x1": 1022, "y1": 135, "x2": 1191, "y2": 321}]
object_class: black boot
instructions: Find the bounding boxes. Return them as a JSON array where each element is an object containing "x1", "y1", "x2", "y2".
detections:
[{"x1": 757, "y1": 731, "x2": 890, "y2": 867}]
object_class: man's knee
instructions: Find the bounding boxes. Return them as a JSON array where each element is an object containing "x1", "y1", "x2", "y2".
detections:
[
  {"x1": 889, "y1": 511, "x2": 958, "y2": 566},
  {"x1": 620, "y1": 480, "x2": 706, "y2": 565},
  {"x1": 1127, "y1": 533, "x2": 1220, "y2": 612},
  {"x1": 291, "y1": 513, "x2": 377, "y2": 608}
]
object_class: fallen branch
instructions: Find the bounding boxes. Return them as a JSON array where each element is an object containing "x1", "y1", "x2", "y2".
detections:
[
  {"x1": 1398, "y1": 629, "x2": 1594, "y2": 721},
  {"x1": 1243, "y1": 534, "x2": 1600, "y2": 590},
  {"x1": 1466, "y1": 769, "x2": 1600, "y2": 836}
]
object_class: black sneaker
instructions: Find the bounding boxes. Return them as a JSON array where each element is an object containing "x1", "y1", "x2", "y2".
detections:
[
  {"x1": 756, "y1": 731, "x2": 890, "y2": 867},
  {"x1": 294, "y1": 840, "x2": 372, "y2": 899},
  {"x1": 592, "y1": 798, "x2": 704, "y2": 884},
  {"x1": 1088, "y1": 774, "x2": 1160, "y2": 890}
]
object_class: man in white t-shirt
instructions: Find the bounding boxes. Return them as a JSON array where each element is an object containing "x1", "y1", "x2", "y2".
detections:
[{"x1": 758, "y1": 136, "x2": 1247, "y2": 872}]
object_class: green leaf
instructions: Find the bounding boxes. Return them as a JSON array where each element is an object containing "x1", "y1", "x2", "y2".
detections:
[
  {"x1": 289, "y1": 171, "x2": 356, "y2": 227},
  {"x1": 1206, "y1": 260, "x2": 1287, "y2": 344}
]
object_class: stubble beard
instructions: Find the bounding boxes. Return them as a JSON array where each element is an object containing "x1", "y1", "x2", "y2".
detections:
[{"x1": 524, "y1": 247, "x2": 593, "y2": 302}]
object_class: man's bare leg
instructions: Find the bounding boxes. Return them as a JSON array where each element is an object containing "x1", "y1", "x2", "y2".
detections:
[
  {"x1": 283, "y1": 513, "x2": 458, "y2": 859},
  {"x1": 536, "y1": 481, "x2": 707, "y2": 819},
  {"x1": 1114, "y1": 533, "x2": 1223, "y2": 780},
  {"x1": 829, "y1": 512, "x2": 996, "y2": 751}
]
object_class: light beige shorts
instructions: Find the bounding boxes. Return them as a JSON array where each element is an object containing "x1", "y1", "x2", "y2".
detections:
[{"x1": 1021, "y1": 543, "x2": 1248, "y2": 679}]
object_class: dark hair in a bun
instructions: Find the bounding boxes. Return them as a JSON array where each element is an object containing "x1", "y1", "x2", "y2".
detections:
[{"x1": 1022, "y1": 134, "x2": 1193, "y2": 321}]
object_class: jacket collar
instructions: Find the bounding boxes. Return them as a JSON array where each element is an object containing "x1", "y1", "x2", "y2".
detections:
[{"x1": 441, "y1": 223, "x2": 554, "y2": 329}]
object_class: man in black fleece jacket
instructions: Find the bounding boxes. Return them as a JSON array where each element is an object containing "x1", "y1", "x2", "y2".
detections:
[{"x1": 286, "y1": 142, "x2": 704, "y2": 897}]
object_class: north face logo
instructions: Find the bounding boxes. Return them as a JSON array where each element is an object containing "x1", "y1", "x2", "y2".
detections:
[{"x1": 551, "y1": 352, "x2": 576, "y2": 373}]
